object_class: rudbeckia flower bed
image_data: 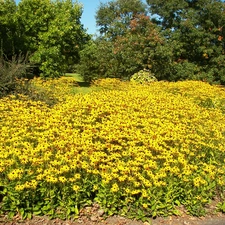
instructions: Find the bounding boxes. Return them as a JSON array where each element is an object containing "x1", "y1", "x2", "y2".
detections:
[{"x1": 0, "y1": 78, "x2": 225, "y2": 220}]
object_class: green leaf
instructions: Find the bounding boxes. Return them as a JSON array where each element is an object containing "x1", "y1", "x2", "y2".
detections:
[
  {"x1": 42, "y1": 205, "x2": 51, "y2": 211},
  {"x1": 175, "y1": 200, "x2": 181, "y2": 206},
  {"x1": 33, "y1": 210, "x2": 42, "y2": 215},
  {"x1": 7, "y1": 211, "x2": 15, "y2": 219},
  {"x1": 33, "y1": 205, "x2": 41, "y2": 211},
  {"x1": 75, "y1": 206, "x2": 79, "y2": 215},
  {"x1": 19, "y1": 208, "x2": 25, "y2": 218},
  {"x1": 152, "y1": 211, "x2": 157, "y2": 217},
  {"x1": 151, "y1": 204, "x2": 156, "y2": 211},
  {"x1": 66, "y1": 208, "x2": 71, "y2": 216},
  {"x1": 173, "y1": 209, "x2": 181, "y2": 216},
  {"x1": 27, "y1": 212, "x2": 32, "y2": 219}
]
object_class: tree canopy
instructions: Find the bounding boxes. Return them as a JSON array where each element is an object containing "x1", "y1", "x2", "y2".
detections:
[
  {"x1": 1, "y1": 0, "x2": 225, "y2": 83},
  {"x1": 0, "y1": 0, "x2": 17, "y2": 57},
  {"x1": 78, "y1": 0, "x2": 162, "y2": 81},
  {"x1": 77, "y1": 0, "x2": 225, "y2": 84},
  {"x1": 96, "y1": 0, "x2": 147, "y2": 38},
  {"x1": 146, "y1": 0, "x2": 225, "y2": 83},
  {"x1": 0, "y1": 0, "x2": 90, "y2": 77}
]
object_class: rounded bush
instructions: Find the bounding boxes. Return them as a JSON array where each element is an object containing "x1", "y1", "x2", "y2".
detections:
[{"x1": 130, "y1": 70, "x2": 157, "y2": 84}]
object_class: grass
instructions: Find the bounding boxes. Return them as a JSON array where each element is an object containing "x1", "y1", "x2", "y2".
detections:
[
  {"x1": 65, "y1": 73, "x2": 100, "y2": 95},
  {"x1": 64, "y1": 73, "x2": 84, "y2": 82}
]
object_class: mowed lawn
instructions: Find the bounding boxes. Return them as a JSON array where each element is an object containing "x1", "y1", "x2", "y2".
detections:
[{"x1": 65, "y1": 73, "x2": 99, "y2": 94}]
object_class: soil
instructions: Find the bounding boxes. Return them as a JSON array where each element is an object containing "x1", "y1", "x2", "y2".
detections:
[{"x1": 1, "y1": 203, "x2": 225, "y2": 225}]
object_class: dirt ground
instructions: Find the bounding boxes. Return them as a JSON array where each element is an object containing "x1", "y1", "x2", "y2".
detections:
[
  {"x1": 1, "y1": 203, "x2": 225, "y2": 225},
  {"x1": 1, "y1": 214, "x2": 225, "y2": 225}
]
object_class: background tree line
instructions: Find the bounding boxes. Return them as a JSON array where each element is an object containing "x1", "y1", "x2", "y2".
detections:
[
  {"x1": 78, "y1": 0, "x2": 225, "y2": 84},
  {"x1": 0, "y1": 0, "x2": 225, "y2": 86}
]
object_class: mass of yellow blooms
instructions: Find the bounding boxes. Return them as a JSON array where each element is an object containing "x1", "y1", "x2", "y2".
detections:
[{"x1": 0, "y1": 78, "x2": 225, "y2": 219}]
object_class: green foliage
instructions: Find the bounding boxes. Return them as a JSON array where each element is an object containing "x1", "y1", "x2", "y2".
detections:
[
  {"x1": 147, "y1": 0, "x2": 225, "y2": 84},
  {"x1": 146, "y1": 0, "x2": 189, "y2": 28},
  {"x1": 16, "y1": 0, "x2": 53, "y2": 53},
  {"x1": 16, "y1": 0, "x2": 90, "y2": 78},
  {"x1": 76, "y1": 41, "x2": 100, "y2": 82},
  {"x1": 96, "y1": 0, "x2": 147, "y2": 38},
  {"x1": 0, "y1": 0, "x2": 18, "y2": 58},
  {"x1": 109, "y1": 14, "x2": 163, "y2": 78},
  {"x1": 80, "y1": 0, "x2": 225, "y2": 84},
  {"x1": 0, "y1": 183, "x2": 89, "y2": 220},
  {"x1": 217, "y1": 201, "x2": 225, "y2": 213},
  {"x1": 130, "y1": 70, "x2": 157, "y2": 84},
  {"x1": 78, "y1": 14, "x2": 162, "y2": 82},
  {"x1": 0, "y1": 0, "x2": 90, "y2": 78}
]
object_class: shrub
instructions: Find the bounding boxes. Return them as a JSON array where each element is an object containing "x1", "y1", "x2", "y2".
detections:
[
  {"x1": 130, "y1": 70, "x2": 157, "y2": 84},
  {"x1": 0, "y1": 55, "x2": 31, "y2": 98}
]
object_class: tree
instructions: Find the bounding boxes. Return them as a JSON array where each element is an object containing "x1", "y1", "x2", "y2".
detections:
[
  {"x1": 0, "y1": 0, "x2": 18, "y2": 58},
  {"x1": 109, "y1": 14, "x2": 164, "y2": 77},
  {"x1": 147, "y1": 0, "x2": 225, "y2": 83},
  {"x1": 15, "y1": 0, "x2": 90, "y2": 78},
  {"x1": 78, "y1": 0, "x2": 151, "y2": 81},
  {"x1": 78, "y1": 13, "x2": 163, "y2": 81},
  {"x1": 77, "y1": 40, "x2": 100, "y2": 82},
  {"x1": 16, "y1": 0, "x2": 53, "y2": 54},
  {"x1": 146, "y1": 0, "x2": 189, "y2": 29},
  {"x1": 96, "y1": 0, "x2": 147, "y2": 38}
]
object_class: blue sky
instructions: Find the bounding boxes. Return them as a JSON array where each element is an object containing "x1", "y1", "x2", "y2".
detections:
[
  {"x1": 79, "y1": 0, "x2": 109, "y2": 34},
  {"x1": 15, "y1": 0, "x2": 109, "y2": 34}
]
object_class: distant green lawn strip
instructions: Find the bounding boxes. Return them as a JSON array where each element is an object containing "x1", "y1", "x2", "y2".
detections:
[
  {"x1": 64, "y1": 73, "x2": 84, "y2": 82},
  {"x1": 65, "y1": 73, "x2": 99, "y2": 94}
]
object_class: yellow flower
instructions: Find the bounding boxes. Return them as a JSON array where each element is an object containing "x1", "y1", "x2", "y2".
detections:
[
  {"x1": 1, "y1": 77, "x2": 225, "y2": 215},
  {"x1": 74, "y1": 173, "x2": 81, "y2": 179},
  {"x1": 59, "y1": 176, "x2": 67, "y2": 183},
  {"x1": 93, "y1": 184, "x2": 98, "y2": 191},
  {"x1": 131, "y1": 189, "x2": 140, "y2": 195},
  {"x1": 141, "y1": 190, "x2": 148, "y2": 198},
  {"x1": 73, "y1": 185, "x2": 80, "y2": 192},
  {"x1": 46, "y1": 176, "x2": 58, "y2": 183},
  {"x1": 118, "y1": 176, "x2": 126, "y2": 182},
  {"x1": 69, "y1": 177, "x2": 76, "y2": 182},
  {"x1": 142, "y1": 203, "x2": 148, "y2": 208},
  {"x1": 7, "y1": 169, "x2": 23, "y2": 180},
  {"x1": 110, "y1": 183, "x2": 119, "y2": 192},
  {"x1": 15, "y1": 184, "x2": 25, "y2": 191}
]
